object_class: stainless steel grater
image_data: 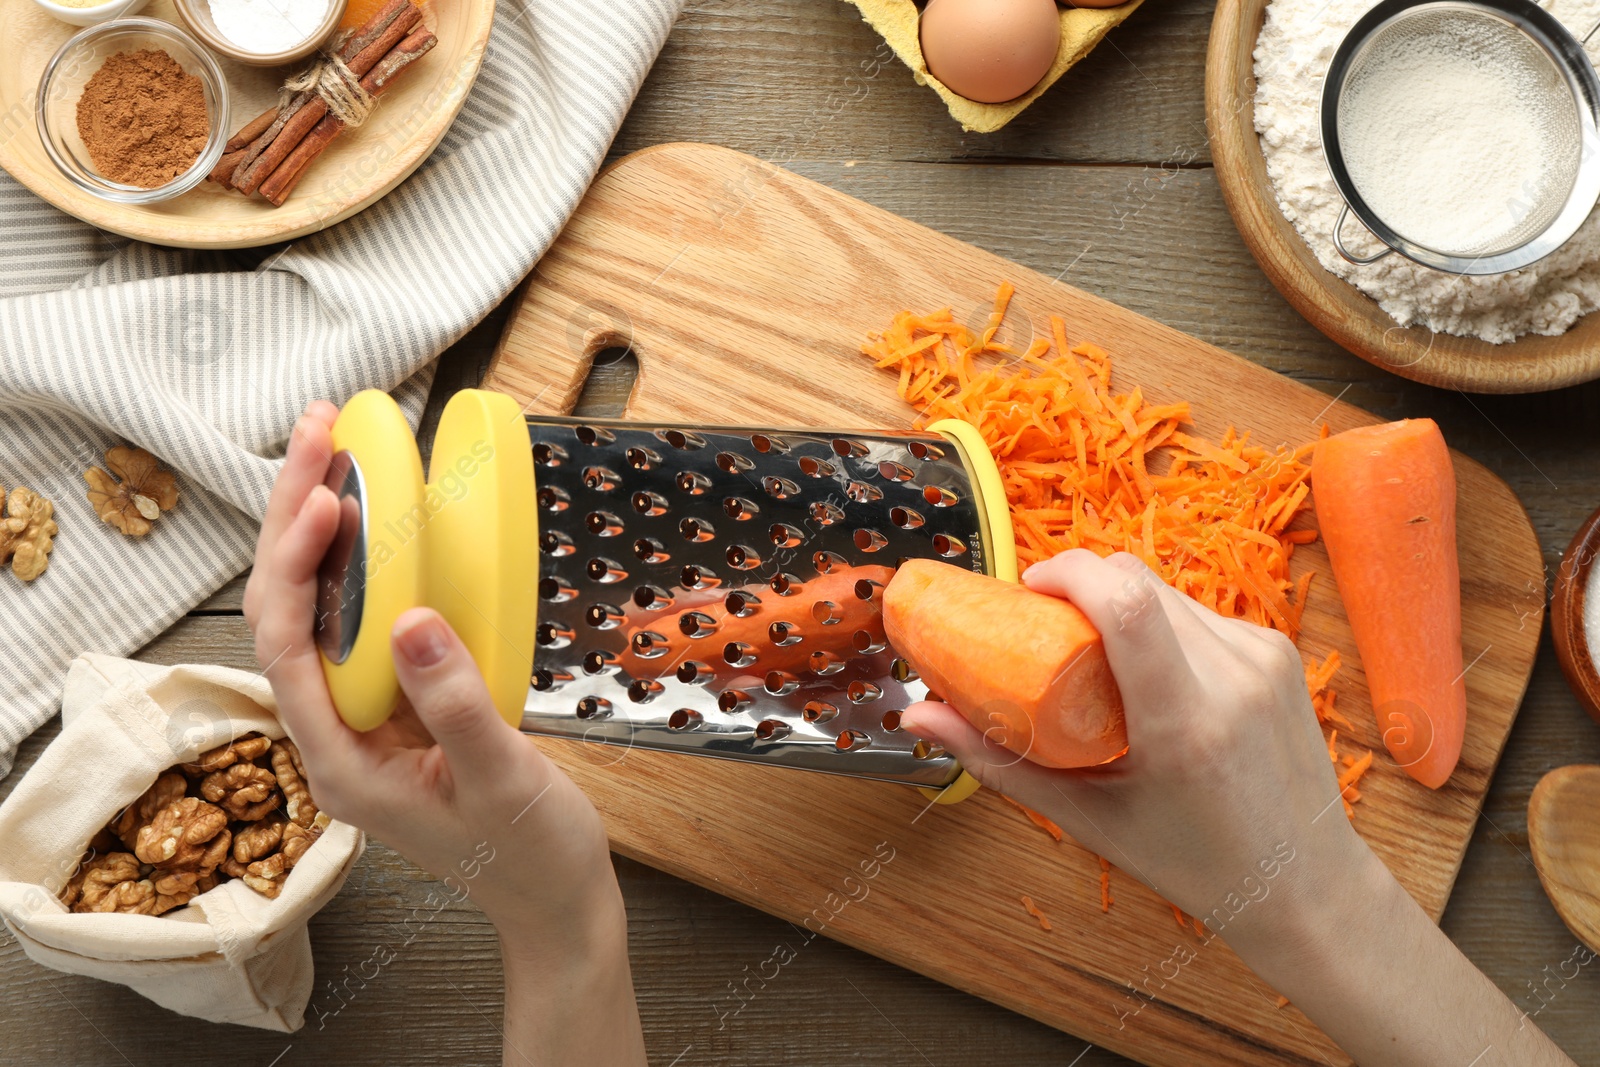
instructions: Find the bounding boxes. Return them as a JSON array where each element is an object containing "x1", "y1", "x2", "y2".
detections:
[{"x1": 522, "y1": 416, "x2": 1008, "y2": 789}]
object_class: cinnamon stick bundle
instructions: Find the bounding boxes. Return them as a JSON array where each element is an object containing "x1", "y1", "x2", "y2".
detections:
[{"x1": 209, "y1": 0, "x2": 436, "y2": 207}]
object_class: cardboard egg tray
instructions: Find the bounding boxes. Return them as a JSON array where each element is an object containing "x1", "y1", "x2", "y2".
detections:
[{"x1": 844, "y1": 0, "x2": 1146, "y2": 133}]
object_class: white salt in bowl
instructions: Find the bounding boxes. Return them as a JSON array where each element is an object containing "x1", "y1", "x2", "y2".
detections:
[
  {"x1": 173, "y1": 0, "x2": 347, "y2": 67},
  {"x1": 28, "y1": 0, "x2": 149, "y2": 29}
]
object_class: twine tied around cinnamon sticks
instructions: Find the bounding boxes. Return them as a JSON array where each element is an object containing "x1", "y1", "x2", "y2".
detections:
[{"x1": 208, "y1": 0, "x2": 437, "y2": 207}]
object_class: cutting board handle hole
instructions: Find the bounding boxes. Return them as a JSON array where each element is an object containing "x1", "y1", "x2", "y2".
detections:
[{"x1": 572, "y1": 346, "x2": 639, "y2": 418}]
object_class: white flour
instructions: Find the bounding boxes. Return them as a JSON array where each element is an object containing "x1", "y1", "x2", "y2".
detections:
[
  {"x1": 209, "y1": 0, "x2": 328, "y2": 53},
  {"x1": 1254, "y1": 0, "x2": 1600, "y2": 343}
]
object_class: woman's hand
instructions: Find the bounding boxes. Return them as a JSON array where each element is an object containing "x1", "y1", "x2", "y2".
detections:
[
  {"x1": 245, "y1": 402, "x2": 645, "y2": 1066},
  {"x1": 903, "y1": 548, "x2": 1367, "y2": 948}
]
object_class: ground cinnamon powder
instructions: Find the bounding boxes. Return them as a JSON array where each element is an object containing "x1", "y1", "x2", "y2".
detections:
[{"x1": 76, "y1": 49, "x2": 209, "y2": 189}]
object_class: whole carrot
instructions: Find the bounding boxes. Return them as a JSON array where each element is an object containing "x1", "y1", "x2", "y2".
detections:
[{"x1": 1313, "y1": 419, "x2": 1464, "y2": 789}]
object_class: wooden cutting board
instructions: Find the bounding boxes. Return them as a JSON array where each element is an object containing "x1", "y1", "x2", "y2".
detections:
[{"x1": 482, "y1": 143, "x2": 1546, "y2": 1067}]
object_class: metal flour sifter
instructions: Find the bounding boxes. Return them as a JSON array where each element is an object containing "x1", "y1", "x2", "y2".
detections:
[{"x1": 311, "y1": 389, "x2": 1017, "y2": 802}]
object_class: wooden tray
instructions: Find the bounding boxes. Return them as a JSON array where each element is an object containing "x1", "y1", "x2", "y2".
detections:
[
  {"x1": 1206, "y1": 0, "x2": 1600, "y2": 394},
  {"x1": 0, "y1": 0, "x2": 491, "y2": 249},
  {"x1": 483, "y1": 143, "x2": 1547, "y2": 1067}
]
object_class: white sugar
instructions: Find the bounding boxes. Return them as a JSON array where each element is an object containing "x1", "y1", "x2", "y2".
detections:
[{"x1": 209, "y1": 0, "x2": 329, "y2": 54}]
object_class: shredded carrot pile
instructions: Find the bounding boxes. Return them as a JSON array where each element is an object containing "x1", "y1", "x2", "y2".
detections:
[
  {"x1": 866, "y1": 283, "x2": 1375, "y2": 822},
  {"x1": 1001, "y1": 795, "x2": 1063, "y2": 842},
  {"x1": 1020, "y1": 894, "x2": 1053, "y2": 931},
  {"x1": 1306, "y1": 650, "x2": 1372, "y2": 817},
  {"x1": 1098, "y1": 856, "x2": 1114, "y2": 913}
]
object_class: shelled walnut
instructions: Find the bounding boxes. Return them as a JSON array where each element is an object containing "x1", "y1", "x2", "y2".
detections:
[
  {"x1": 0, "y1": 485, "x2": 58, "y2": 581},
  {"x1": 62, "y1": 735, "x2": 325, "y2": 915},
  {"x1": 83, "y1": 445, "x2": 179, "y2": 537}
]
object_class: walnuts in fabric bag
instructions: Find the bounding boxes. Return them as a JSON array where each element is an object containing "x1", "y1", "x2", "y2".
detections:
[{"x1": 61, "y1": 735, "x2": 328, "y2": 916}]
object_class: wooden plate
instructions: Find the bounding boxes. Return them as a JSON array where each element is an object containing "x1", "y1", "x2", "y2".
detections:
[
  {"x1": 1553, "y1": 504, "x2": 1600, "y2": 724},
  {"x1": 0, "y1": 0, "x2": 492, "y2": 248},
  {"x1": 1205, "y1": 0, "x2": 1600, "y2": 394}
]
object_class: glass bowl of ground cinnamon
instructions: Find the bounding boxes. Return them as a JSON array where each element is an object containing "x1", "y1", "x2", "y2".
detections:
[{"x1": 36, "y1": 18, "x2": 229, "y2": 203}]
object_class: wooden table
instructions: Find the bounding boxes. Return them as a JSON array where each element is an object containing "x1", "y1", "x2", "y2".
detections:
[{"x1": 6, "y1": 2, "x2": 1600, "y2": 1063}]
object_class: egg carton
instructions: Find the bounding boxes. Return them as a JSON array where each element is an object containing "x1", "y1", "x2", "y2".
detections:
[{"x1": 843, "y1": 0, "x2": 1146, "y2": 133}]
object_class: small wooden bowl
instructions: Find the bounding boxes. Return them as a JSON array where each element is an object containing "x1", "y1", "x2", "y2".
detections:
[
  {"x1": 1553, "y1": 504, "x2": 1600, "y2": 724},
  {"x1": 172, "y1": 0, "x2": 346, "y2": 67}
]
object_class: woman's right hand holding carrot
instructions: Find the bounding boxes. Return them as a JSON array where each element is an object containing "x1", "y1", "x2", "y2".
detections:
[{"x1": 903, "y1": 549, "x2": 1575, "y2": 1067}]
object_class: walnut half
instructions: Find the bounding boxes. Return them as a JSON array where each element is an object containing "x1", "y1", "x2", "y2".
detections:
[
  {"x1": 0, "y1": 485, "x2": 58, "y2": 581},
  {"x1": 84, "y1": 445, "x2": 178, "y2": 537}
]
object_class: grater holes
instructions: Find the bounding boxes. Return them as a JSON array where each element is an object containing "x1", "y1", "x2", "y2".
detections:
[
  {"x1": 585, "y1": 602, "x2": 625, "y2": 629},
  {"x1": 832, "y1": 438, "x2": 869, "y2": 459},
  {"x1": 854, "y1": 578, "x2": 883, "y2": 601},
  {"x1": 848, "y1": 681, "x2": 883, "y2": 703},
  {"x1": 660, "y1": 429, "x2": 706, "y2": 450},
  {"x1": 536, "y1": 622, "x2": 574, "y2": 648},
  {"x1": 755, "y1": 719, "x2": 792, "y2": 742},
  {"x1": 581, "y1": 465, "x2": 621, "y2": 492},
  {"x1": 808, "y1": 501, "x2": 844, "y2": 527},
  {"x1": 768, "y1": 621, "x2": 802, "y2": 646},
  {"x1": 812, "y1": 600, "x2": 841, "y2": 625},
  {"x1": 853, "y1": 630, "x2": 886, "y2": 654},
  {"x1": 846, "y1": 481, "x2": 883, "y2": 504},
  {"x1": 627, "y1": 679, "x2": 664, "y2": 703},
  {"x1": 908, "y1": 440, "x2": 945, "y2": 461},
  {"x1": 676, "y1": 471, "x2": 711, "y2": 495},
  {"x1": 626, "y1": 446, "x2": 661, "y2": 471},
  {"x1": 809, "y1": 650, "x2": 846, "y2": 675},
  {"x1": 881, "y1": 709, "x2": 903, "y2": 731},
  {"x1": 923, "y1": 485, "x2": 959, "y2": 507},
  {"x1": 632, "y1": 585, "x2": 674, "y2": 611},
  {"x1": 724, "y1": 642, "x2": 758, "y2": 668},
  {"x1": 751, "y1": 433, "x2": 790, "y2": 454},
  {"x1": 913, "y1": 739, "x2": 947, "y2": 760},
  {"x1": 836, "y1": 730, "x2": 871, "y2": 751},
  {"x1": 532, "y1": 668, "x2": 572, "y2": 691},
  {"x1": 679, "y1": 611, "x2": 718, "y2": 638},
  {"x1": 764, "y1": 671, "x2": 799, "y2": 695},
  {"x1": 574, "y1": 425, "x2": 615, "y2": 446},
  {"x1": 582, "y1": 650, "x2": 618, "y2": 675},
  {"x1": 632, "y1": 491, "x2": 669, "y2": 516},
  {"x1": 538, "y1": 486, "x2": 572, "y2": 512},
  {"x1": 631, "y1": 631, "x2": 671, "y2": 659},
  {"x1": 719, "y1": 689, "x2": 753, "y2": 713},
  {"x1": 727, "y1": 544, "x2": 762, "y2": 570},
  {"x1": 532, "y1": 442, "x2": 568, "y2": 466},
  {"x1": 891, "y1": 658, "x2": 918, "y2": 683},
  {"x1": 680, "y1": 517, "x2": 715, "y2": 542},
  {"x1": 539, "y1": 577, "x2": 576, "y2": 602},
  {"x1": 890, "y1": 506, "x2": 924, "y2": 530},
  {"x1": 668, "y1": 708, "x2": 703, "y2": 731},
  {"x1": 721, "y1": 591, "x2": 759, "y2": 618},
  {"x1": 798, "y1": 456, "x2": 836, "y2": 479},
  {"x1": 716, "y1": 451, "x2": 754, "y2": 474},
  {"x1": 803, "y1": 700, "x2": 838, "y2": 723},
  {"x1": 723, "y1": 496, "x2": 760, "y2": 520},
  {"x1": 769, "y1": 523, "x2": 805, "y2": 548},
  {"x1": 878, "y1": 461, "x2": 915, "y2": 482},
  {"x1": 540, "y1": 530, "x2": 575, "y2": 557},
  {"x1": 771, "y1": 572, "x2": 803, "y2": 596},
  {"x1": 634, "y1": 537, "x2": 669, "y2": 563},
  {"x1": 813, "y1": 550, "x2": 848, "y2": 575},
  {"x1": 676, "y1": 660, "x2": 714, "y2": 685},
  {"x1": 585, "y1": 510, "x2": 624, "y2": 537},
  {"x1": 933, "y1": 533, "x2": 967, "y2": 558},
  {"x1": 576, "y1": 696, "x2": 611, "y2": 720},
  {"x1": 585, "y1": 557, "x2": 627, "y2": 583},
  {"x1": 682, "y1": 564, "x2": 720, "y2": 590},
  {"x1": 853, "y1": 528, "x2": 888, "y2": 553},
  {"x1": 762, "y1": 476, "x2": 800, "y2": 500}
]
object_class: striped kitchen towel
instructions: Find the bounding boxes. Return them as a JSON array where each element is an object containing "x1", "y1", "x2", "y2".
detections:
[{"x1": 0, "y1": 0, "x2": 683, "y2": 778}]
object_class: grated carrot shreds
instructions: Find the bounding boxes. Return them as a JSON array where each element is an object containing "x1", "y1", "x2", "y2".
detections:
[
  {"x1": 1020, "y1": 894, "x2": 1053, "y2": 931},
  {"x1": 1098, "y1": 856, "x2": 1114, "y2": 913},
  {"x1": 1001, "y1": 794, "x2": 1064, "y2": 842},
  {"x1": 1169, "y1": 902, "x2": 1188, "y2": 931},
  {"x1": 1275, "y1": 995, "x2": 1290, "y2": 1010},
  {"x1": 862, "y1": 285, "x2": 1320, "y2": 641}
]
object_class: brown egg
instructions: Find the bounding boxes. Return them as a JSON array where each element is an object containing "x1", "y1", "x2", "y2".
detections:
[{"x1": 919, "y1": 0, "x2": 1062, "y2": 104}]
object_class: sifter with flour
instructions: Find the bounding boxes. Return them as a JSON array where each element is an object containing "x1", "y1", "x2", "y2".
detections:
[{"x1": 1322, "y1": 0, "x2": 1600, "y2": 274}]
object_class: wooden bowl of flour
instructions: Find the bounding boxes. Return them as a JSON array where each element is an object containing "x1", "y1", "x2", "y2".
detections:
[{"x1": 1205, "y1": 0, "x2": 1600, "y2": 393}]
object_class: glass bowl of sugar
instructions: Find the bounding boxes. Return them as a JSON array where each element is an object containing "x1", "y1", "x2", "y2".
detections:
[
  {"x1": 35, "y1": 17, "x2": 231, "y2": 204},
  {"x1": 173, "y1": 0, "x2": 347, "y2": 66}
]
